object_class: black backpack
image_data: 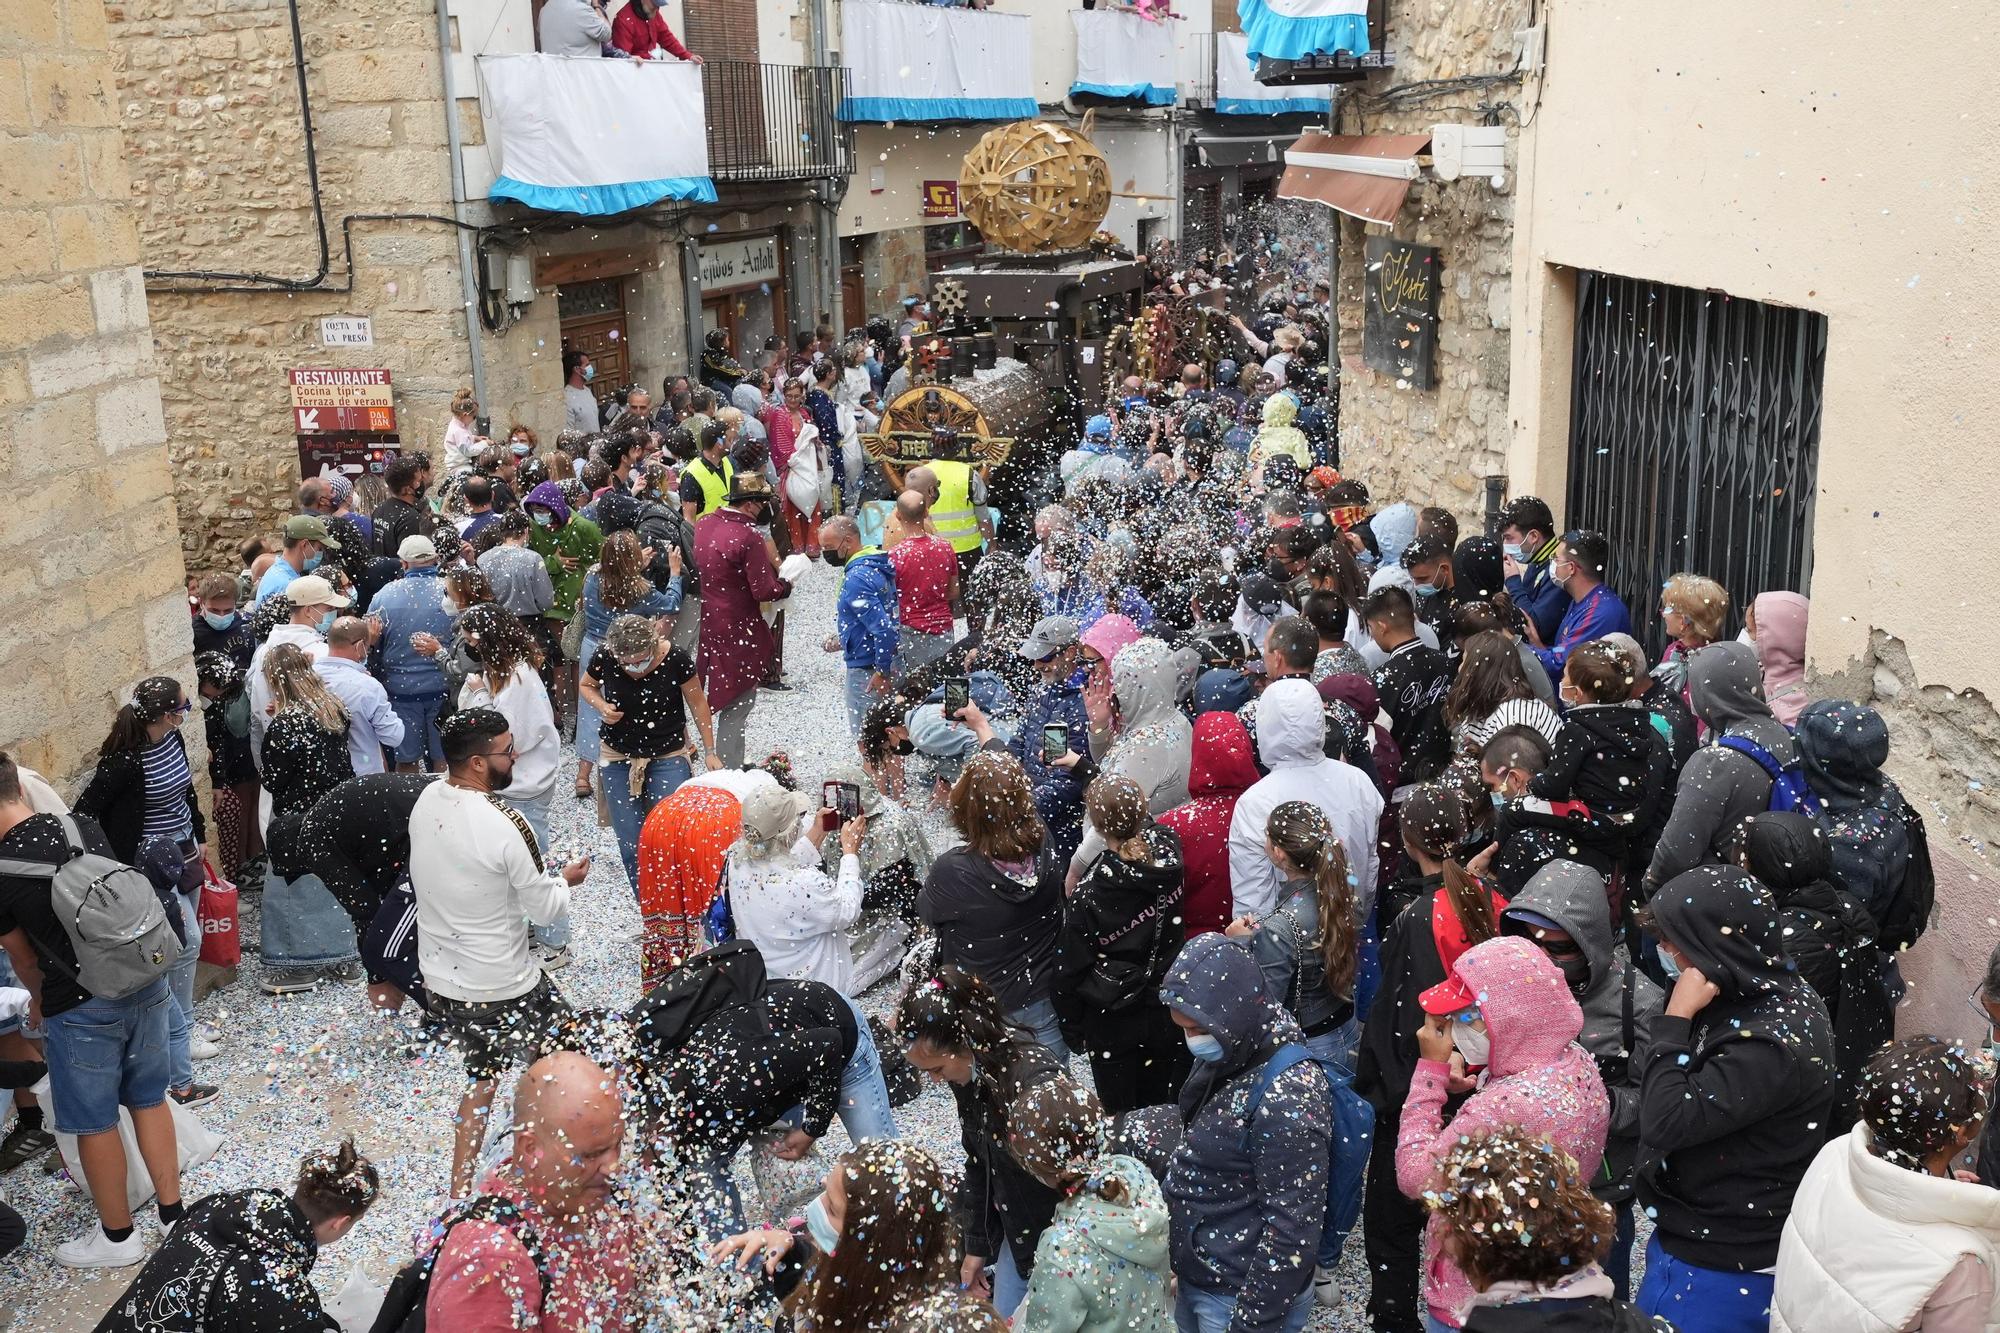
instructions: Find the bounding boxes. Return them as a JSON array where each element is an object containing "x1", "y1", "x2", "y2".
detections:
[
  {"x1": 1876, "y1": 798, "x2": 1937, "y2": 954},
  {"x1": 630, "y1": 939, "x2": 770, "y2": 1054},
  {"x1": 369, "y1": 1195, "x2": 547, "y2": 1333}
]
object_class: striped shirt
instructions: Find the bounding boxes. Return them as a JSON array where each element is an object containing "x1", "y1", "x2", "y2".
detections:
[{"x1": 139, "y1": 732, "x2": 195, "y2": 844}]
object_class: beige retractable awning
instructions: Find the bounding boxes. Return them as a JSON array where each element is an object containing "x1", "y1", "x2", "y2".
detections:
[{"x1": 1277, "y1": 132, "x2": 1433, "y2": 224}]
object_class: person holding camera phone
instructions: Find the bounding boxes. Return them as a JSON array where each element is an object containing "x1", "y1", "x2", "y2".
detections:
[{"x1": 725, "y1": 785, "x2": 867, "y2": 993}]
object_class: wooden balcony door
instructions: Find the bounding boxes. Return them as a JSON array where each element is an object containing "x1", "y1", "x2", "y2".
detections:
[{"x1": 685, "y1": 0, "x2": 771, "y2": 174}]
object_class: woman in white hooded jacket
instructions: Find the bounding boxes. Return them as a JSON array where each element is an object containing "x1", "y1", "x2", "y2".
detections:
[{"x1": 1773, "y1": 1035, "x2": 2000, "y2": 1333}]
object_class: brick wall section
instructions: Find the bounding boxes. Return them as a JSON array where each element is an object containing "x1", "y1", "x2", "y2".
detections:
[
  {"x1": 1334, "y1": 0, "x2": 1524, "y2": 532},
  {"x1": 109, "y1": 0, "x2": 471, "y2": 573},
  {"x1": 0, "y1": 0, "x2": 199, "y2": 790}
]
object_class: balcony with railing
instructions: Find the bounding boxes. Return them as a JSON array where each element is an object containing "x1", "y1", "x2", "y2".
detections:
[
  {"x1": 836, "y1": 0, "x2": 1037, "y2": 123},
  {"x1": 1069, "y1": 7, "x2": 1177, "y2": 108},
  {"x1": 703, "y1": 61, "x2": 854, "y2": 184}
]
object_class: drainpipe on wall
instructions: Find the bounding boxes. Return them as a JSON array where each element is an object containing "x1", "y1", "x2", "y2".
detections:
[
  {"x1": 808, "y1": 0, "x2": 842, "y2": 330},
  {"x1": 681, "y1": 236, "x2": 705, "y2": 377},
  {"x1": 435, "y1": 0, "x2": 489, "y2": 408},
  {"x1": 1483, "y1": 473, "x2": 1507, "y2": 535}
]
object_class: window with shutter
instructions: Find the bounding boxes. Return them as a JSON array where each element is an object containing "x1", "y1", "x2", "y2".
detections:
[{"x1": 684, "y1": 0, "x2": 759, "y2": 61}]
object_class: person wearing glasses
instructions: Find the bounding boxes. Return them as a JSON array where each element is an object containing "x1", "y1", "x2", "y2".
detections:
[{"x1": 408, "y1": 708, "x2": 592, "y2": 1198}]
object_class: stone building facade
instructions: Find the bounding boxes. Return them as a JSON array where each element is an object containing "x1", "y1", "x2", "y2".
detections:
[
  {"x1": 1, "y1": 0, "x2": 196, "y2": 789},
  {"x1": 1333, "y1": 0, "x2": 1524, "y2": 533}
]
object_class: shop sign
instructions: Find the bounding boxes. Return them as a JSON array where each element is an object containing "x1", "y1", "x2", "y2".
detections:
[
  {"x1": 699, "y1": 235, "x2": 782, "y2": 291},
  {"x1": 922, "y1": 179, "x2": 960, "y2": 218},
  {"x1": 1362, "y1": 236, "x2": 1439, "y2": 389},
  {"x1": 289, "y1": 368, "x2": 396, "y2": 434}
]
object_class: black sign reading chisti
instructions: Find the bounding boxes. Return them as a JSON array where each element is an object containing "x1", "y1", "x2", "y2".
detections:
[{"x1": 1363, "y1": 236, "x2": 1440, "y2": 390}]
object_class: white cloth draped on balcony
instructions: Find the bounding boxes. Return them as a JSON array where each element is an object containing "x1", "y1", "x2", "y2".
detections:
[
  {"x1": 1215, "y1": 30, "x2": 1330, "y2": 114},
  {"x1": 478, "y1": 53, "x2": 717, "y2": 215},
  {"x1": 1236, "y1": 0, "x2": 1369, "y2": 66},
  {"x1": 1070, "y1": 9, "x2": 1176, "y2": 106},
  {"x1": 837, "y1": 0, "x2": 1037, "y2": 123}
]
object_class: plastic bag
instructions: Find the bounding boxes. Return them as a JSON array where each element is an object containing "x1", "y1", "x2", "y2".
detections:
[
  {"x1": 49, "y1": 1082, "x2": 224, "y2": 1212},
  {"x1": 323, "y1": 1263, "x2": 390, "y2": 1333}
]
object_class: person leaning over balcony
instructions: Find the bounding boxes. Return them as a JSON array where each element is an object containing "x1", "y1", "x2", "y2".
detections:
[
  {"x1": 541, "y1": 0, "x2": 616, "y2": 57},
  {"x1": 612, "y1": 0, "x2": 703, "y2": 61}
]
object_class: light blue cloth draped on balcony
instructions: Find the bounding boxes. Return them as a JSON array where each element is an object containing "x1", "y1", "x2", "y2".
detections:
[
  {"x1": 1214, "y1": 30, "x2": 1333, "y2": 115},
  {"x1": 478, "y1": 54, "x2": 717, "y2": 216},
  {"x1": 1070, "y1": 9, "x2": 1178, "y2": 107},
  {"x1": 838, "y1": 1, "x2": 1037, "y2": 123},
  {"x1": 1237, "y1": 0, "x2": 1370, "y2": 66}
]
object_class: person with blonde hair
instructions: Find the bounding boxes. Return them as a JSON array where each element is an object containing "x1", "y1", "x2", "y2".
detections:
[
  {"x1": 444, "y1": 386, "x2": 482, "y2": 476},
  {"x1": 259, "y1": 642, "x2": 364, "y2": 993},
  {"x1": 1655, "y1": 572, "x2": 1728, "y2": 697}
]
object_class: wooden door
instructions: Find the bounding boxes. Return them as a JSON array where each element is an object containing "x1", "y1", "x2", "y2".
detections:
[{"x1": 558, "y1": 278, "x2": 628, "y2": 406}]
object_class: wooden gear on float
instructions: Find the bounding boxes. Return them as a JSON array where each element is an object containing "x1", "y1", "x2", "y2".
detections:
[
  {"x1": 864, "y1": 386, "x2": 1014, "y2": 479},
  {"x1": 957, "y1": 118, "x2": 1112, "y2": 254}
]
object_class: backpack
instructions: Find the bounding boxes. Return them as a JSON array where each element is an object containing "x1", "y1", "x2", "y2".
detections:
[
  {"x1": 1716, "y1": 735, "x2": 1820, "y2": 815},
  {"x1": 1240, "y1": 1042, "x2": 1374, "y2": 1261},
  {"x1": 1868, "y1": 797, "x2": 1935, "y2": 953},
  {"x1": 630, "y1": 938, "x2": 769, "y2": 1055},
  {"x1": 370, "y1": 1195, "x2": 548, "y2": 1333},
  {"x1": 0, "y1": 815, "x2": 176, "y2": 999}
]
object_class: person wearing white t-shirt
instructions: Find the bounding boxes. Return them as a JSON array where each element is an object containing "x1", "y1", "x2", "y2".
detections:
[{"x1": 409, "y1": 707, "x2": 590, "y2": 1198}]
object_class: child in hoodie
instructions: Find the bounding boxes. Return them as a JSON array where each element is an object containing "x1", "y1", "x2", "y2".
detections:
[
  {"x1": 1422, "y1": 1126, "x2": 1668, "y2": 1333},
  {"x1": 1397, "y1": 935, "x2": 1611, "y2": 1329},
  {"x1": 1009, "y1": 1077, "x2": 1174, "y2": 1333}
]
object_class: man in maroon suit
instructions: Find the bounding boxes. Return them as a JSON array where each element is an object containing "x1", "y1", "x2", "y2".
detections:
[{"x1": 693, "y1": 473, "x2": 793, "y2": 766}]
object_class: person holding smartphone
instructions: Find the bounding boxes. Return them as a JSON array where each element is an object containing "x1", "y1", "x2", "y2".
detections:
[
  {"x1": 725, "y1": 785, "x2": 867, "y2": 993},
  {"x1": 1005, "y1": 616, "x2": 1094, "y2": 870}
]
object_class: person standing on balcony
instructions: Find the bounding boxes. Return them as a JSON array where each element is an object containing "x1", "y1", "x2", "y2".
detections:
[
  {"x1": 612, "y1": 0, "x2": 702, "y2": 61},
  {"x1": 541, "y1": 0, "x2": 616, "y2": 57}
]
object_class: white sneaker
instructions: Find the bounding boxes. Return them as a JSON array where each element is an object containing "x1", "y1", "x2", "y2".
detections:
[
  {"x1": 191, "y1": 1036, "x2": 220, "y2": 1061},
  {"x1": 1313, "y1": 1264, "x2": 1341, "y2": 1308},
  {"x1": 196, "y1": 1022, "x2": 224, "y2": 1045},
  {"x1": 56, "y1": 1225, "x2": 146, "y2": 1269},
  {"x1": 533, "y1": 942, "x2": 572, "y2": 973}
]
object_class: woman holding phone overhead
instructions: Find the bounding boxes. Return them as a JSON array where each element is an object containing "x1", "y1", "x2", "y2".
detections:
[{"x1": 725, "y1": 782, "x2": 868, "y2": 992}]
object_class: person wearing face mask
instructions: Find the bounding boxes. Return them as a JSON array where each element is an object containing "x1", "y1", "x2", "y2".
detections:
[
  {"x1": 1002, "y1": 616, "x2": 1093, "y2": 869},
  {"x1": 1631, "y1": 865, "x2": 1834, "y2": 1332},
  {"x1": 1526, "y1": 530, "x2": 1631, "y2": 674},
  {"x1": 1500, "y1": 861, "x2": 1664, "y2": 1300},
  {"x1": 246, "y1": 573, "x2": 342, "y2": 768},
  {"x1": 310, "y1": 615, "x2": 404, "y2": 777},
  {"x1": 562, "y1": 347, "x2": 600, "y2": 435},
  {"x1": 521, "y1": 479, "x2": 603, "y2": 739},
  {"x1": 896, "y1": 965, "x2": 1064, "y2": 1316},
  {"x1": 369, "y1": 456, "x2": 435, "y2": 561},
  {"x1": 1773, "y1": 1036, "x2": 2000, "y2": 1333},
  {"x1": 256, "y1": 514, "x2": 339, "y2": 606},
  {"x1": 1399, "y1": 936, "x2": 1610, "y2": 1331},
  {"x1": 1497, "y1": 495, "x2": 1569, "y2": 647},
  {"x1": 190, "y1": 572, "x2": 256, "y2": 668},
  {"x1": 821, "y1": 515, "x2": 897, "y2": 740},
  {"x1": 693, "y1": 473, "x2": 795, "y2": 768}
]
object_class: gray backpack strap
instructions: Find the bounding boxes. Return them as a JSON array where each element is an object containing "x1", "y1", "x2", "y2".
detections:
[{"x1": 0, "y1": 816, "x2": 83, "y2": 879}]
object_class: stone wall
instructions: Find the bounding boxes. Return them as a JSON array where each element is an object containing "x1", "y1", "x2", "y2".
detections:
[
  {"x1": 110, "y1": 0, "x2": 474, "y2": 574},
  {"x1": 1334, "y1": 0, "x2": 1524, "y2": 532},
  {"x1": 0, "y1": 0, "x2": 197, "y2": 790}
]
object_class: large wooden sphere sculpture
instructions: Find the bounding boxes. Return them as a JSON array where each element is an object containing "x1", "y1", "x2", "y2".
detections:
[{"x1": 957, "y1": 120, "x2": 1112, "y2": 254}]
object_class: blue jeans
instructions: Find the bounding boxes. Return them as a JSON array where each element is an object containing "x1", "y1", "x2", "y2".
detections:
[
  {"x1": 1007, "y1": 996, "x2": 1071, "y2": 1064},
  {"x1": 1609, "y1": 1197, "x2": 1636, "y2": 1300},
  {"x1": 837, "y1": 995, "x2": 898, "y2": 1141},
  {"x1": 844, "y1": 666, "x2": 874, "y2": 738},
  {"x1": 261, "y1": 871, "x2": 361, "y2": 970},
  {"x1": 1176, "y1": 1284, "x2": 1313, "y2": 1333},
  {"x1": 42, "y1": 979, "x2": 172, "y2": 1136},
  {"x1": 504, "y1": 788, "x2": 571, "y2": 951},
  {"x1": 167, "y1": 891, "x2": 200, "y2": 1091},
  {"x1": 1635, "y1": 1233, "x2": 1775, "y2": 1333},
  {"x1": 574, "y1": 636, "x2": 603, "y2": 763},
  {"x1": 602, "y1": 754, "x2": 692, "y2": 894},
  {"x1": 388, "y1": 691, "x2": 446, "y2": 766},
  {"x1": 992, "y1": 1237, "x2": 1027, "y2": 1317}
]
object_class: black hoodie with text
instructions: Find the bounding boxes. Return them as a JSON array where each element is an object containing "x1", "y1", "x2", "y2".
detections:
[{"x1": 92, "y1": 1189, "x2": 335, "y2": 1333}]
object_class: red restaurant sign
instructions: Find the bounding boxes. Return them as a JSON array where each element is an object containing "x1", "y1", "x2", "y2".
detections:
[{"x1": 289, "y1": 368, "x2": 396, "y2": 434}]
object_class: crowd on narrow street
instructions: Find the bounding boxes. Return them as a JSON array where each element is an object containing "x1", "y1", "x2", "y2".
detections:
[{"x1": 0, "y1": 246, "x2": 1992, "y2": 1333}]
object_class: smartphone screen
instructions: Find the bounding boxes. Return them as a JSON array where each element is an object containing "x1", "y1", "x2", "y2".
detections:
[
  {"x1": 835, "y1": 782, "x2": 862, "y2": 820},
  {"x1": 941, "y1": 676, "x2": 970, "y2": 718},
  {"x1": 820, "y1": 782, "x2": 843, "y2": 831},
  {"x1": 1041, "y1": 723, "x2": 1069, "y2": 764}
]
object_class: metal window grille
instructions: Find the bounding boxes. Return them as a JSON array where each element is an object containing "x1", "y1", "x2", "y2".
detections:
[
  {"x1": 702, "y1": 61, "x2": 854, "y2": 183},
  {"x1": 1566, "y1": 271, "x2": 1825, "y2": 655}
]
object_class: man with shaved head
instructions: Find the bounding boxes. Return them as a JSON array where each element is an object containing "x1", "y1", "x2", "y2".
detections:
[
  {"x1": 887, "y1": 490, "x2": 959, "y2": 678},
  {"x1": 426, "y1": 1051, "x2": 635, "y2": 1326}
]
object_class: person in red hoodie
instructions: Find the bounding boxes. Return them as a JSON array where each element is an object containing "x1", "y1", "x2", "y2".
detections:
[
  {"x1": 610, "y1": 0, "x2": 701, "y2": 60},
  {"x1": 1156, "y1": 711, "x2": 1258, "y2": 941}
]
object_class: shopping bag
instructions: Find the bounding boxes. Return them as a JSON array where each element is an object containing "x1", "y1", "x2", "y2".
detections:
[
  {"x1": 47, "y1": 1078, "x2": 224, "y2": 1212},
  {"x1": 198, "y1": 859, "x2": 240, "y2": 968}
]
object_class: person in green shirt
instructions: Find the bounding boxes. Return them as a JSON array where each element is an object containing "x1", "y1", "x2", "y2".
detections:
[{"x1": 522, "y1": 480, "x2": 602, "y2": 736}]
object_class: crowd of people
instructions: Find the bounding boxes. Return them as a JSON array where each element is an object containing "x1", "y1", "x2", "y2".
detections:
[{"x1": 0, "y1": 265, "x2": 1991, "y2": 1333}]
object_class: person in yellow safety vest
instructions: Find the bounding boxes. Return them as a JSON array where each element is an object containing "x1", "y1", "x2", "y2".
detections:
[
  {"x1": 907, "y1": 458, "x2": 992, "y2": 578},
  {"x1": 678, "y1": 422, "x2": 736, "y2": 523}
]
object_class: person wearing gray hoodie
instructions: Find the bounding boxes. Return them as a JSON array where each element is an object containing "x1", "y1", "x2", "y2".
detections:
[
  {"x1": 1501, "y1": 859, "x2": 1663, "y2": 1300},
  {"x1": 1150, "y1": 933, "x2": 1332, "y2": 1333},
  {"x1": 1641, "y1": 642, "x2": 1796, "y2": 901},
  {"x1": 1070, "y1": 639, "x2": 1196, "y2": 879}
]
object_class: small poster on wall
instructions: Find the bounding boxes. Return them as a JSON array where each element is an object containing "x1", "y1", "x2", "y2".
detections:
[{"x1": 1362, "y1": 236, "x2": 1440, "y2": 389}]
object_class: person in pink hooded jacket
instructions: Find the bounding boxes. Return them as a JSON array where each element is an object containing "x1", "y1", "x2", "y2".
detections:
[
  {"x1": 1396, "y1": 933, "x2": 1611, "y2": 1330},
  {"x1": 1746, "y1": 591, "x2": 1809, "y2": 727}
]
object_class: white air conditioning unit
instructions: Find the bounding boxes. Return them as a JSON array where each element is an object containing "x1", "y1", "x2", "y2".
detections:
[
  {"x1": 1429, "y1": 124, "x2": 1507, "y2": 181},
  {"x1": 504, "y1": 251, "x2": 536, "y2": 307}
]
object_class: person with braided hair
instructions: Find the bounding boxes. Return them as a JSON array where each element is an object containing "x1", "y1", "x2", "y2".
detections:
[
  {"x1": 93, "y1": 1139, "x2": 380, "y2": 1333},
  {"x1": 1008, "y1": 1076, "x2": 1174, "y2": 1333}
]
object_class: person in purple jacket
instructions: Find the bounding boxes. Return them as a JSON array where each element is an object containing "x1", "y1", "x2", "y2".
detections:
[{"x1": 1529, "y1": 530, "x2": 1632, "y2": 683}]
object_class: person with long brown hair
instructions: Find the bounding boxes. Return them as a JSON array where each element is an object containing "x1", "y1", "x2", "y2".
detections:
[
  {"x1": 1353, "y1": 782, "x2": 1509, "y2": 1333},
  {"x1": 1050, "y1": 776, "x2": 1189, "y2": 1114},
  {"x1": 1443, "y1": 630, "x2": 1563, "y2": 757},
  {"x1": 895, "y1": 965, "x2": 1064, "y2": 1317},
  {"x1": 917, "y1": 750, "x2": 1068, "y2": 1061},
  {"x1": 710, "y1": 1140, "x2": 960, "y2": 1331},
  {"x1": 573, "y1": 528, "x2": 684, "y2": 800},
  {"x1": 1008, "y1": 1077, "x2": 1174, "y2": 1333}
]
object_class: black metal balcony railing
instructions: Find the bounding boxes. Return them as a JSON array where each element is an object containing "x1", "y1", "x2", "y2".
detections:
[{"x1": 702, "y1": 61, "x2": 855, "y2": 183}]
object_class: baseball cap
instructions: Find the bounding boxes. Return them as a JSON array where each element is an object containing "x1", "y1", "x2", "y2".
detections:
[
  {"x1": 1084, "y1": 414, "x2": 1114, "y2": 441},
  {"x1": 1017, "y1": 616, "x2": 1080, "y2": 661},
  {"x1": 283, "y1": 514, "x2": 340, "y2": 549},
  {"x1": 740, "y1": 785, "x2": 810, "y2": 849},
  {"x1": 1418, "y1": 972, "x2": 1478, "y2": 1016},
  {"x1": 902, "y1": 294, "x2": 922, "y2": 308},
  {"x1": 284, "y1": 574, "x2": 349, "y2": 610},
  {"x1": 1239, "y1": 572, "x2": 1286, "y2": 617},
  {"x1": 397, "y1": 535, "x2": 438, "y2": 564}
]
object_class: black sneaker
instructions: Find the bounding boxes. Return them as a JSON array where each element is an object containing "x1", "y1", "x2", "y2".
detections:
[
  {"x1": 169, "y1": 1083, "x2": 219, "y2": 1109},
  {"x1": 0, "y1": 1120, "x2": 53, "y2": 1173}
]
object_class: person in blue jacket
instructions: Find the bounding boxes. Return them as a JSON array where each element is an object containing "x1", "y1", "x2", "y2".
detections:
[
  {"x1": 1499, "y1": 495, "x2": 1571, "y2": 646},
  {"x1": 1006, "y1": 615, "x2": 1094, "y2": 871},
  {"x1": 1529, "y1": 529, "x2": 1633, "y2": 683},
  {"x1": 823, "y1": 515, "x2": 898, "y2": 739}
]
